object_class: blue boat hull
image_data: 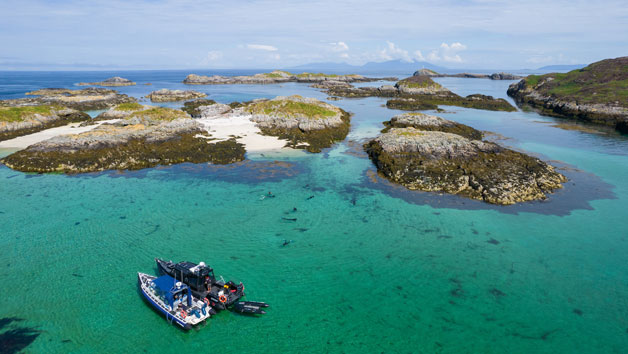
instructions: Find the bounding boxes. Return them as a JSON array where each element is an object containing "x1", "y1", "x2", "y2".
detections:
[{"x1": 138, "y1": 275, "x2": 191, "y2": 330}]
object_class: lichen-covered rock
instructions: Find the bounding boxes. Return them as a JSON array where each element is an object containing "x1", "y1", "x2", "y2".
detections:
[
  {"x1": 0, "y1": 105, "x2": 90, "y2": 141},
  {"x1": 77, "y1": 77, "x2": 136, "y2": 86},
  {"x1": 507, "y1": 57, "x2": 628, "y2": 132},
  {"x1": 146, "y1": 89, "x2": 207, "y2": 102},
  {"x1": 183, "y1": 70, "x2": 395, "y2": 85},
  {"x1": 413, "y1": 69, "x2": 441, "y2": 77},
  {"x1": 365, "y1": 127, "x2": 566, "y2": 205},
  {"x1": 325, "y1": 76, "x2": 516, "y2": 112},
  {"x1": 1, "y1": 106, "x2": 245, "y2": 173},
  {"x1": 93, "y1": 102, "x2": 151, "y2": 120},
  {"x1": 19, "y1": 87, "x2": 136, "y2": 111},
  {"x1": 382, "y1": 112, "x2": 482, "y2": 140},
  {"x1": 395, "y1": 76, "x2": 451, "y2": 95},
  {"x1": 242, "y1": 95, "x2": 350, "y2": 152},
  {"x1": 189, "y1": 96, "x2": 351, "y2": 153},
  {"x1": 489, "y1": 72, "x2": 523, "y2": 80}
]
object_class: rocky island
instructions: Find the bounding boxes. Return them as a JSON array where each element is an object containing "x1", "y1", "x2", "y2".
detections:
[
  {"x1": 326, "y1": 74, "x2": 516, "y2": 112},
  {"x1": 507, "y1": 57, "x2": 628, "y2": 133},
  {"x1": 77, "y1": 77, "x2": 136, "y2": 86},
  {"x1": 146, "y1": 89, "x2": 207, "y2": 102},
  {"x1": 365, "y1": 112, "x2": 566, "y2": 205},
  {"x1": 183, "y1": 70, "x2": 396, "y2": 85},
  {"x1": 1, "y1": 106, "x2": 245, "y2": 173},
  {"x1": 413, "y1": 68, "x2": 523, "y2": 80},
  {"x1": 0, "y1": 105, "x2": 90, "y2": 141},
  {"x1": 186, "y1": 95, "x2": 351, "y2": 152},
  {"x1": 1, "y1": 95, "x2": 350, "y2": 173},
  {"x1": 4, "y1": 87, "x2": 138, "y2": 111}
]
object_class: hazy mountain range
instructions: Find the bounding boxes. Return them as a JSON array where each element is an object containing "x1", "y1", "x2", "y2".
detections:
[{"x1": 284, "y1": 60, "x2": 586, "y2": 76}]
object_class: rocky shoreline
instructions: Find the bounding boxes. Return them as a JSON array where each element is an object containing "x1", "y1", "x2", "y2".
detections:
[
  {"x1": 183, "y1": 70, "x2": 396, "y2": 85},
  {"x1": 10, "y1": 87, "x2": 137, "y2": 111},
  {"x1": 188, "y1": 95, "x2": 351, "y2": 152},
  {"x1": 413, "y1": 69, "x2": 523, "y2": 80},
  {"x1": 507, "y1": 57, "x2": 628, "y2": 133},
  {"x1": 365, "y1": 113, "x2": 566, "y2": 205},
  {"x1": 325, "y1": 74, "x2": 516, "y2": 112},
  {"x1": 1, "y1": 95, "x2": 350, "y2": 173},
  {"x1": 0, "y1": 105, "x2": 90, "y2": 141},
  {"x1": 1, "y1": 106, "x2": 245, "y2": 173},
  {"x1": 146, "y1": 89, "x2": 207, "y2": 102},
  {"x1": 77, "y1": 77, "x2": 136, "y2": 86}
]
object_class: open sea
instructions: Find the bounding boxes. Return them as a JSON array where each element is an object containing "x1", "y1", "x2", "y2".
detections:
[{"x1": 1, "y1": 70, "x2": 627, "y2": 353}]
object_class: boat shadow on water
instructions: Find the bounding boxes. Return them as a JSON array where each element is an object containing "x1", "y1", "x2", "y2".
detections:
[{"x1": 0, "y1": 317, "x2": 40, "y2": 354}]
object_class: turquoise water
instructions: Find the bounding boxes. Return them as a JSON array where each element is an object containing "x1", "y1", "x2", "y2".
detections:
[{"x1": 1, "y1": 72, "x2": 628, "y2": 353}]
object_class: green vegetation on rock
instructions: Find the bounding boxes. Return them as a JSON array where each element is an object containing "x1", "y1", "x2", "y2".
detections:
[
  {"x1": 246, "y1": 98, "x2": 337, "y2": 120},
  {"x1": 128, "y1": 107, "x2": 190, "y2": 121},
  {"x1": 258, "y1": 110, "x2": 351, "y2": 153},
  {"x1": 397, "y1": 75, "x2": 442, "y2": 89},
  {"x1": 507, "y1": 57, "x2": 628, "y2": 132},
  {"x1": 2, "y1": 134, "x2": 245, "y2": 173},
  {"x1": 115, "y1": 102, "x2": 144, "y2": 111},
  {"x1": 0, "y1": 105, "x2": 58, "y2": 122}
]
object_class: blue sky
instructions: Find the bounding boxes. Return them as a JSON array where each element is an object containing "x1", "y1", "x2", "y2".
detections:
[{"x1": 1, "y1": 0, "x2": 626, "y2": 70}]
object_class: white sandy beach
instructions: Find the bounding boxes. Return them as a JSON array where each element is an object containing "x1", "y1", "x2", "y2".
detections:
[
  {"x1": 0, "y1": 115, "x2": 298, "y2": 156},
  {"x1": 0, "y1": 119, "x2": 120, "y2": 149},
  {"x1": 196, "y1": 114, "x2": 297, "y2": 152}
]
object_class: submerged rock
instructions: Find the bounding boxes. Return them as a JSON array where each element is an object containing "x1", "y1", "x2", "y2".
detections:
[
  {"x1": 365, "y1": 116, "x2": 566, "y2": 205},
  {"x1": 17, "y1": 87, "x2": 136, "y2": 111},
  {"x1": 1, "y1": 106, "x2": 245, "y2": 173},
  {"x1": 0, "y1": 105, "x2": 90, "y2": 141},
  {"x1": 77, "y1": 77, "x2": 136, "y2": 86},
  {"x1": 145, "y1": 89, "x2": 207, "y2": 102},
  {"x1": 507, "y1": 57, "x2": 628, "y2": 132}
]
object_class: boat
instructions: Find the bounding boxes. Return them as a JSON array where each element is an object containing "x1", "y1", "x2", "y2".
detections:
[
  {"x1": 137, "y1": 272, "x2": 215, "y2": 329},
  {"x1": 155, "y1": 258, "x2": 269, "y2": 315}
]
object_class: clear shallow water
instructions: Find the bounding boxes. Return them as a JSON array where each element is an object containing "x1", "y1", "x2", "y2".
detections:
[{"x1": 1, "y1": 71, "x2": 628, "y2": 353}]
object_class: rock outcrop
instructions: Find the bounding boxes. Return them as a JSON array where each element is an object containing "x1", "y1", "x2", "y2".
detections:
[
  {"x1": 145, "y1": 89, "x2": 207, "y2": 102},
  {"x1": 184, "y1": 95, "x2": 351, "y2": 153},
  {"x1": 16, "y1": 87, "x2": 136, "y2": 111},
  {"x1": 325, "y1": 76, "x2": 516, "y2": 112},
  {"x1": 77, "y1": 77, "x2": 136, "y2": 86},
  {"x1": 411, "y1": 70, "x2": 523, "y2": 80},
  {"x1": 365, "y1": 120, "x2": 566, "y2": 205},
  {"x1": 382, "y1": 112, "x2": 482, "y2": 140},
  {"x1": 0, "y1": 105, "x2": 90, "y2": 141},
  {"x1": 1, "y1": 106, "x2": 245, "y2": 173},
  {"x1": 183, "y1": 70, "x2": 396, "y2": 85},
  {"x1": 507, "y1": 57, "x2": 628, "y2": 133}
]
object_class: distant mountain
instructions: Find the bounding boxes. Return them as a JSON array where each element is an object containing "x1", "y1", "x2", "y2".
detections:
[
  {"x1": 285, "y1": 60, "x2": 447, "y2": 76},
  {"x1": 536, "y1": 64, "x2": 587, "y2": 72}
]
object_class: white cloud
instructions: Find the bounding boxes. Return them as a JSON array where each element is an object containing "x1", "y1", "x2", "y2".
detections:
[
  {"x1": 200, "y1": 50, "x2": 223, "y2": 65},
  {"x1": 427, "y1": 42, "x2": 467, "y2": 63},
  {"x1": 205, "y1": 51, "x2": 222, "y2": 61},
  {"x1": 378, "y1": 41, "x2": 412, "y2": 62},
  {"x1": 330, "y1": 41, "x2": 349, "y2": 52},
  {"x1": 340, "y1": 52, "x2": 349, "y2": 59},
  {"x1": 413, "y1": 50, "x2": 425, "y2": 61},
  {"x1": 246, "y1": 44, "x2": 278, "y2": 51}
]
